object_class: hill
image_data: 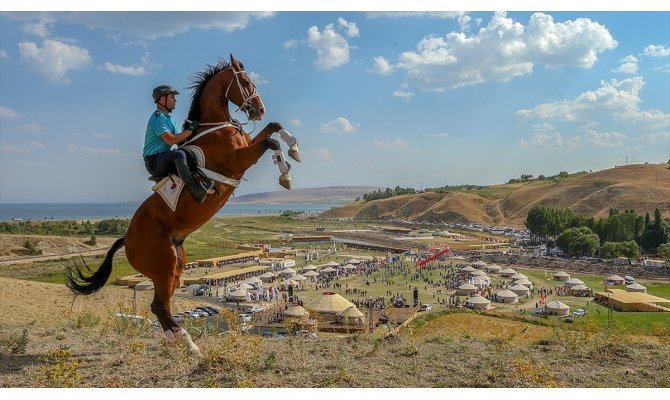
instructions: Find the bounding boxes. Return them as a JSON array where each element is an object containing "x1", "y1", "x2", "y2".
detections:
[
  {"x1": 320, "y1": 163, "x2": 670, "y2": 227},
  {"x1": 229, "y1": 186, "x2": 382, "y2": 204}
]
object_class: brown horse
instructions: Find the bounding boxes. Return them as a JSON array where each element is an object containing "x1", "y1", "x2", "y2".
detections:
[{"x1": 66, "y1": 55, "x2": 291, "y2": 357}]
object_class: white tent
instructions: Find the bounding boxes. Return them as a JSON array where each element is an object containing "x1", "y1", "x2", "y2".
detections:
[
  {"x1": 347, "y1": 258, "x2": 361, "y2": 264},
  {"x1": 565, "y1": 278, "x2": 584, "y2": 288},
  {"x1": 283, "y1": 305, "x2": 309, "y2": 318},
  {"x1": 457, "y1": 282, "x2": 478, "y2": 296},
  {"x1": 293, "y1": 273, "x2": 308, "y2": 281},
  {"x1": 302, "y1": 270, "x2": 319, "y2": 278},
  {"x1": 495, "y1": 289, "x2": 519, "y2": 303},
  {"x1": 466, "y1": 295, "x2": 491, "y2": 310},
  {"x1": 259, "y1": 272, "x2": 276, "y2": 282},
  {"x1": 553, "y1": 271, "x2": 570, "y2": 281},
  {"x1": 471, "y1": 260, "x2": 487, "y2": 269},
  {"x1": 607, "y1": 275, "x2": 625, "y2": 285},
  {"x1": 324, "y1": 261, "x2": 340, "y2": 267},
  {"x1": 570, "y1": 284, "x2": 589, "y2": 291},
  {"x1": 244, "y1": 277, "x2": 263, "y2": 284},
  {"x1": 339, "y1": 307, "x2": 365, "y2": 324},
  {"x1": 515, "y1": 279, "x2": 534, "y2": 289},
  {"x1": 228, "y1": 289, "x2": 248, "y2": 301},
  {"x1": 305, "y1": 292, "x2": 356, "y2": 313},
  {"x1": 510, "y1": 273, "x2": 528, "y2": 281},
  {"x1": 546, "y1": 300, "x2": 570, "y2": 316},
  {"x1": 280, "y1": 268, "x2": 297, "y2": 277},
  {"x1": 461, "y1": 266, "x2": 476, "y2": 273},
  {"x1": 509, "y1": 284, "x2": 530, "y2": 296},
  {"x1": 302, "y1": 264, "x2": 317, "y2": 271},
  {"x1": 485, "y1": 264, "x2": 502, "y2": 273},
  {"x1": 500, "y1": 268, "x2": 517, "y2": 277},
  {"x1": 320, "y1": 267, "x2": 337, "y2": 274},
  {"x1": 237, "y1": 282, "x2": 254, "y2": 290},
  {"x1": 470, "y1": 276, "x2": 491, "y2": 289},
  {"x1": 341, "y1": 264, "x2": 356, "y2": 270},
  {"x1": 625, "y1": 283, "x2": 647, "y2": 293},
  {"x1": 470, "y1": 269, "x2": 486, "y2": 276}
]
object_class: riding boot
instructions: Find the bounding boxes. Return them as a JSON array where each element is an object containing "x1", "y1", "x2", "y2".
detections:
[{"x1": 174, "y1": 158, "x2": 212, "y2": 204}]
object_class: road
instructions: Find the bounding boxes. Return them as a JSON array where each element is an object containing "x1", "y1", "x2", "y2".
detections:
[{"x1": 0, "y1": 246, "x2": 114, "y2": 266}]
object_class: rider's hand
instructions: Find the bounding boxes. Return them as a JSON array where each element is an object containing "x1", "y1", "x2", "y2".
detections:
[{"x1": 182, "y1": 120, "x2": 200, "y2": 132}]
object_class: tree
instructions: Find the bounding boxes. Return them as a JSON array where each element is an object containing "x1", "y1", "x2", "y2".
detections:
[{"x1": 556, "y1": 227, "x2": 600, "y2": 257}]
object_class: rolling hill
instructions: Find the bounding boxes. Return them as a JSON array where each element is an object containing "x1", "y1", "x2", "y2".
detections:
[
  {"x1": 228, "y1": 186, "x2": 382, "y2": 204},
  {"x1": 320, "y1": 163, "x2": 670, "y2": 227}
]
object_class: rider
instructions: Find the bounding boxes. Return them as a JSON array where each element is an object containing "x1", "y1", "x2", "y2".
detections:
[{"x1": 143, "y1": 85, "x2": 214, "y2": 203}]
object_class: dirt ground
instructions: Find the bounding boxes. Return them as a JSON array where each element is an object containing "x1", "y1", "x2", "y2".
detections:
[{"x1": 0, "y1": 234, "x2": 118, "y2": 263}]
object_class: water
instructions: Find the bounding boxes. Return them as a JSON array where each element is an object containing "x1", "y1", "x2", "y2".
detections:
[{"x1": 0, "y1": 202, "x2": 343, "y2": 221}]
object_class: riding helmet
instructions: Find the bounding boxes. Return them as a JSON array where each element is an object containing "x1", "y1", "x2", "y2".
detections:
[{"x1": 152, "y1": 85, "x2": 179, "y2": 101}]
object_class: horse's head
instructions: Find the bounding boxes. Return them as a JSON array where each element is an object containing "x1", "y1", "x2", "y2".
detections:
[{"x1": 226, "y1": 54, "x2": 265, "y2": 121}]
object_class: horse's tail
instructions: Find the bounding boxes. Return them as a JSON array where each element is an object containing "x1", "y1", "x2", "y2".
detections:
[{"x1": 66, "y1": 236, "x2": 125, "y2": 295}]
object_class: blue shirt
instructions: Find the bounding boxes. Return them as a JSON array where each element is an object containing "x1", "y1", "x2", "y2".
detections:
[{"x1": 143, "y1": 110, "x2": 182, "y2": 157}]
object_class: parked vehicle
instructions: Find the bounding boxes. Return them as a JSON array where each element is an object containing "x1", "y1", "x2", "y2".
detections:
[
  {"x1": 248, "y1": 306, "x2": 265, "y2": 314},
  {"x1": 572, "y1": 309, "x2": 587, "y2": 317},
  {"x1": 238, "y1": 313, "x2": 252, "y2": 322},
  {"x1": 203, "y1": 306, "x2": 220, "y2": 314},
  {"x1": 624, "y1": 276, "x2": 635, "y2": 285},
  {"x1": 195, "y1": 307, "x2": 213, "y2": 316},
  {"x1": 420, "y1": 304, "x2": 432, "y2": 311},
  {"x1": 172, "y1": 314, "x2": 184, "y2": 323},
  {"x1": 182, "y1": 311, "x2": 200, "y2": 319}
]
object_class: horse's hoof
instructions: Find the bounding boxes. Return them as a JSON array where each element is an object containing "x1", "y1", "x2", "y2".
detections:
[
  {"x1": 279, "y1": 175, "x2": 292, "y2": 190},
  {"x1": 288, "y1": 144, "x2": 301, "y2": 162}
]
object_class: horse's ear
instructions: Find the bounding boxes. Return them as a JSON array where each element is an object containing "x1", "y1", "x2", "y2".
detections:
[{"x1": 230, "y1": 53, "x2": 235, "y2": 64}]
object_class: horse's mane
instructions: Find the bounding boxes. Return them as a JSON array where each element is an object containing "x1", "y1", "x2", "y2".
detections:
[{"x1": 186, "y1": 60, "x2": 230, "y2": 122}]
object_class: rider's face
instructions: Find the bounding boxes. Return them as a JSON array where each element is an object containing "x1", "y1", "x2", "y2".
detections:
[{"x1": 165, "y1": 94, "x2": 177, "y2": 110}]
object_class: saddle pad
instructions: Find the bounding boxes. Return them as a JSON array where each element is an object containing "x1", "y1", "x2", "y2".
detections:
[{"x1": 154, "y1": 175, "x2": 185, "y2": 212}]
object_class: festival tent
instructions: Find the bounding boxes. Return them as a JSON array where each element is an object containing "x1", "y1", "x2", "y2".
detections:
[
  {"x1": 320, "y1": 267, "x2": 337, "y2": 274},
  {"x1": 341, "y1": 264, "x2": 356, "y2": 270},
  {"x1": 466, "y1": 295, "x2": 491, "y2": 310},
  {"x1": 606, "y1": 275, "x2": 625, "y2": 285},
  {"x1": 500, "y1": 268, "x2": 517, "y2": 277},
  {"x1": 553, "y1": 271, "x2": 570, "y2": 281},
  {"x1": 457, "y1": 282, "x2": 478, "y2": 296},
  {"x1": 565, "y1": 278, "x2": 584, "y2": 288},
  {"x1": 510, "y1": 273, "x2": 528, "y2": 281},
  {"x1": 347, "y1": 259, "x2": 361, "y2": 264},
  {"x1": 302, "y1": 270, "x2": 319, "y2": 278},
  {"x1": 283, "y1": 305, "x2": 309, "y2": 318},
  {"x1": 302, "y1": 264, "x2": 318, "y2": 271},
  {"x1": 293, "y1": 273, "x2": 308, "y2": 281},
  {"x1": 471, "y1": 260, "x2": 487, "y2": 269},
  {"x1": 570, "y1": 284, "x2": 589, "y2": 292},
  {"x1": 237, "y1": 282, "x2": 254, "y2": 290},
  {"x1": 625, "y1": 283, "x2": 647, "y2": 293},
  {"x1": 228, "y1": 289, "x2": 248, "y2": 301},
  {"x1": 305, "y1": 292, "x2": 356, "y2": 313},
  {"x1": 244, "y1": 277, "x2": 263, "y2": 284},
  {"x1": 280, "y1": 268, "x2": 297, "y2": 277},
  {"x1": 509, "y1": 284, "x2": 531, "y2": 297},
  {"x1": 515, "y1": 279, "x2": 534, "y2": 289},
  {"x1": 495, "y1": 289, "x2": 519, "y2": 303},
  {"x1": 485, "y1": 264, "x2": 502, "y2": 273},
  {"x1": 134, "y1": 280, "x2": 154, "y2": 291},
  {"x1": 259, "y1": 272, "x2": 276, "y2": 282},
  {"x1": 546, "y1": 300, "x2": 570, "y2": 316},
  {"x1": 470, "y1": 276, "x2": 492, "y2": 289},
  {"x1": 324, "y1": 261, "x2": 340, "y2": 267},
  {"x1": 339, "y1": 307, "x2": 365, "y2": 324},
  {"x1": 470, "y1": 269, "x2": 487, "y2": 277},
  {"x1": 186, "y1": 284, "x2": 202, "y2": 291},
  {"x1": 461, "y1": 266, "x2": 476, "y2": 273}
]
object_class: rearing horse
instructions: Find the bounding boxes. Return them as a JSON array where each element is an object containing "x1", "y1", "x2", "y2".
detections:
[{"x1": 66, "y1": 55, "x2": 295, "y2": 357}]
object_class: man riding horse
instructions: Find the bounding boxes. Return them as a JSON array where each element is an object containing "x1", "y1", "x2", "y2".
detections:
[{"x1": 143, "y1": 84, "x2": 214, "y2": 203}]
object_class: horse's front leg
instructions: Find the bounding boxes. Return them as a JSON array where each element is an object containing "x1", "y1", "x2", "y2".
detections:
[
  {"x1": 235, "y1": 138, "x2": 292, "y2": 189},
  {"x1": 250, "y1": 122, "x2": 284, "y2": 145},
  {"x1": 250, "y1": 122, "x2": 300, "y2": 162}
]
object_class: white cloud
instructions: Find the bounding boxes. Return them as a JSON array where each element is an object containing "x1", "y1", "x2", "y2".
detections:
[
  {"x1": 248, "y1": 71, "x2": 268, "y2": 84},
  {"x1": 29, "y1": 140, "x2": 44, "y2": 148},
  {"x1": 283, "y1": 39, "x2": 299, "y2": 49},
  {"x1": 392, "y1": 88, "x2": 415, "y2": 100},
  {"x1": 68, "y1": 143, "x2": 121, "y2": 155},
  {"x1": 307, "y1": 23, "x2": 350, "y2": 70},
  {"x1": 22, "y1": 19, "x2": 51, "y2": 38},
  {"x1": 614, "y1": 55, "x2": 638, "y2": 74},
  {"x1": 93, "y1": 133, "x2": 112, "y2": 139},
  {"x1": 306, "y1": 147, "x2": 333, "y2": 162},
  {"x1": 320, "y1": 117, "x2": 358, "y2": 133},
  {"x1": 516, "y1": 77, "x2": 670, "y2": 131},
  {"x1": 373, "y1": 138, "x2": 408, "y2": 150},
  {"x1": 458, "y1": 15, "x2": 472, "y2": 31},
  {"x1": 633, "y1": 132, "x2": 670, "y2": 144},
  {"x1": 433, "y1": 132, "x2": 450, "y2": 138},
  {"x1": 19, "y1": 39, "x2": 91, "y2": 83},
  {"x1": 288, "y1": 118, "x2": 303, "y2": 127},
  {"x1": 0, "y1": 106, "x2": 18, "y2": 118},
  {"x1": 576, "y1": 126, "x2": 627, "y2": 147},
  {"x1": 369, "y1": 56, "x2": 393, "y2": 75},
  {"x1": 337, "y1": 17, "x2": 359, "y2": 38},
  {"x1": 101, "y1": 62, "x2": 146, "y2": 76},
  {"x1": 394, "y1": 12, "x2": 616, "y2": 92},
  {"x1": 519, "y1": 132, "x2": 563, "y2": 148},
  {"x1": 366, "y1": 12, "x2": 465, "y2": 19},
  {"x1": 0, "y1": 140, "x2": 29, "y2": 153},
  {"x1": 18, "y1": 123, "x2": 42, "y2": 133},
  {"x1": 0, "y1": 49, "x2": 8, "y2": 59},
  {"x1": 6, "y1": 12, "x2": 275, "y2": 41},
  {"x1": 643, "y1": 44, "x2": 670, "y2": 57}
]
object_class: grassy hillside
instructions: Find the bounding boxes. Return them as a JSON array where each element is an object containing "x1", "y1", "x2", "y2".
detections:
[{"x1": 321, "y1": 163, "x2": 670, "y2": 227}]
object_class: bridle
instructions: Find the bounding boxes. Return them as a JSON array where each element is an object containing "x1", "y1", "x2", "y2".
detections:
[{"x1": 225, "y1": 66, "x2": 264, "y2": 121}]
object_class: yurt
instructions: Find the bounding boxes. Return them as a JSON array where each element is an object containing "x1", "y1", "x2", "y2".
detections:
[
  {"x1": 228, "y1": 289, "x2": 248, "y2": 302},
  {"x1": 293, "y1": 273, "x2": 308, "y2": 282},
  {"x1": 466, "y1": 295, "x2": 491, "y2": 310},
  {"x1": 341, "y1": 264, "x2": 356, "y2": 271},
  {"x1": 237, "y1": 282, "x2": 254, "y2": 290},
  {"x1": 470, "y1": 269, "x2": 487, "y2": 277},
  {"x1": 347, "y1": 258, "x2": 361, "y2": 265},
  {"x1": 470, "y1": 276, "x2": 492, "y2": 289},
  {"x1": 485, "y1": 264, "x2": 502, "y2": 274},
  {"x1": 510, "y1": 273, "x2": 528, "y2": 281},
  {"x1": 625, "y1": 282, "x2": 647, "y2": 293},
  {"x1": 339, "y1": 307, "x2": 365, "y2": 325},
  {"x1": 280, "y1": 268, "x2": 297, "y2": 278},
  {"x1": 606, "y1": 275, "x2": 625, "y2": 285},
  {"x1": 553, "y1": 271, "x2": 570, "y2": 281},
  {"x1": 509, "y1": 283, "x2": 531, "y2": 297},
  {"x1": 283, "y1": 305, "x2": 309, "y2": 318},
  {"x1": 500, "y1": 268, "x2": 517, "y2": 278},
  {"x1": 305, "y1": 292, "x2": 357, "y2": 321},
  {"x1": 244, "y1": 277, "x2": 263, "y2": 285},
  {"x1": 259, "y1": 271, "x2": 277, "y2": 282},
  {"x1": 320, "y1": 266, "x2": 337, "y2": 275},
  {"x1": 281, "y1": 279, "x2": 299, "y2": 290},
  {"x1": 461, "y1": 266, "x2": 476, "y2": 273},
  {"x1": 302, "y1": 270, "x2": 319, "y2": 279},
  {"x1": 515, "y1": 279, "x2": 534, "y2": 289},
  {"x1": 570, "y1": 284, "x2": 590, "y2": 296},
  {"x1": 471, "y1": 260, "x2": 487, "y2": 269},
  {"x1": 324, "y1": 261, "x2": 340, "y2": 267},
  {"x1": 457, "y1": 282, "x2": 478, "y2": 296},
  {"x1": 565, "y1": 278, "x2": 585, "y2": 288},
  {"x1": 495, "y1": 289, "x2": 519, "y2": 304},
  {"x1": 545, "y1": 300, "x2": 570, "y2": 316},
  {"x1": 302, "y1": 264, "x2": 317, "y2": 271},
  {"x1": 134, "y1": 280, "x2": 154, "y2": 291}
]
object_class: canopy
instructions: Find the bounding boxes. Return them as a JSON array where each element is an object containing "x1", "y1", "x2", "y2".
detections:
[
  {"x1": 501, "y1": 268, "x2": 517, "y2": 274},
  {"x1": 293, "y1": 273, "x2": 308, "y2": 281},
  {"x1": 324, "y1": 261, "x2": 340, "y2": 267},
  {"x1": 485, "y1": 264, "x2": 502, "y2": 271},
  {"x1": 341, "y1": 264, "x2": 356, "y2": 269},
  {"x1": 626, "y1": 283, "x2": 647, "y2": 292},
  {"x1": 458, "y1": 283, "x2": 477, "y2": 290},
  {"x1": 302, "y1": 264, "x2": 317, "y2": 271},
  {"x1": 347, "y1": 259, "x2": 361, "y2": 264},
  {"x1": 461, "y1": 266, "x2": 476, "y2": 272},
  {"x1": 571, "y1": 284, "x2": 589, "y2": 291},
  {"x1": 320, "y1": 267, "x2": 336, "y2": 273},
  {"x1": 244, "y1": 277, "x2": 262, "y2": 284},
  {"x1": 283, "y1": 305, "x2": 309, "y2": 317},
  {"x1": 237, "y1": 282, "x2": 254, "y2": 290},
  {"x1": 471, "y1": 260, "x2": 487, "y2": 267},
  {"x1": 260, "y1": 272, "x2": 276, "y2": 278},
  {"x1": 607, "y1": 275, "x2": 624, "y2": 282},
  {"x1": 553, "y1": 271, "x2": 570, "y2": 277},
  {"x1": 305, "y1": 292, "x2": 356, "y2": 313},
  {"x1": 511, "y1": 273, "x2": 527, "y2": 280},
  {"x1": 565, "y1": 278, "x2": 584, "y2": 285},
  {"x1": 228, "y1": 289, "x2": 248, "y2": 300},
  {"x1": 470, "y1": 269, "x2": 486, "y2": 276},
  {"x1": 340, "y1": 307, "x2": 365, "y2": 318},
  {"x1": 466, "y1": 295, "x2": 491, "y2": 304},
  {"x1": 280, "y1": 268, "x2": 296, "y2": 275},
  {"x1": 302, "y1": 270, "x2": 319, "y2": 277},
  {"x1": 516, "y1": 279, "x2": 533, "y2": 288}
]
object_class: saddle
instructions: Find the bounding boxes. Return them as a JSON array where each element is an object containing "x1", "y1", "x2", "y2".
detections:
[{"x1": 148, "y1": 148, "x2": 211, "y2": 191}]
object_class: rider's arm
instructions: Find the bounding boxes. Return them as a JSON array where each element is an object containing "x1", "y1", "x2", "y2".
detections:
[{"x1": 160, "y1": 130, "x2": 193, "y2": 145}]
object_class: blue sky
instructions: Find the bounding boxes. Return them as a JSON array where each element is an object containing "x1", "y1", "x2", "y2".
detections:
[{"x1": 1, "y1": 7, "x2": 669, "y2": 202}]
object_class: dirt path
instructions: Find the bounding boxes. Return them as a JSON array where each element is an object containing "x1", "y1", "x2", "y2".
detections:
[{"x1": 0, "y1": 247, "x2": 113, "y2": 266}]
